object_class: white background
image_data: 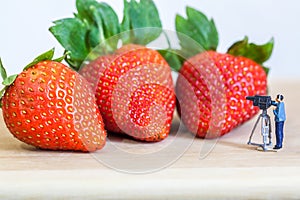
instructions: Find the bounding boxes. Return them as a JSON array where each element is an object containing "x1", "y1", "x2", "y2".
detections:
[{"x1": 0, "y1": 0, "x2": 299, "y2": 79}]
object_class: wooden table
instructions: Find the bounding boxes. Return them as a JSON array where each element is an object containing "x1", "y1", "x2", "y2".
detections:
[{"x1": 0, "y1": 78, "x2": 299, "y2": 199}]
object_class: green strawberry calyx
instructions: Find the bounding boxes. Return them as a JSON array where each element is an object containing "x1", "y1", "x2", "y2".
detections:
[
  {"x1": 0, "y1": 48, "x2": 65, "y2": 104},
  {"x1": 49, "y1": 0, "x2": 163, "y2": 71},
  {"x1": 227, "y1": 36, "x2": 274, "y2": 74},
  {"x1": 161, "y1": 7, "x2": 274, "y2": 74},
  {"x1": 176, "y1": 7, "x2": 219, "y2": 56}
]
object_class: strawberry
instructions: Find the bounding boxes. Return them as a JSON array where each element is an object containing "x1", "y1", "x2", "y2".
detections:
[
  {"x1": 49, "y1": 0, "x2": 175, "y2": 141},
  {"x1": 50, "y1": 0, "x2": 175, "y2": 142},
  {"x1": 162, "y1": 7, "x2": 274, "y2": 138},
  {"x1": 0, "y1": 49, "x2": 106, "y2": 152},
  {"x1": 80, "y1": 44, "x2": 175, "y2": 141}
]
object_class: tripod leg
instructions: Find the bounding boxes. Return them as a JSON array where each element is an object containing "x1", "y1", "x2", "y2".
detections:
[
  {"x1": 267, "y1": 115, "x2": 272, "y2": 145},
  {"x1": 261, "y1": 116, "x2": 269, "y2": 151},
  {"x1": 248, "y1": 115, "x2": 261, "y2": 144}
]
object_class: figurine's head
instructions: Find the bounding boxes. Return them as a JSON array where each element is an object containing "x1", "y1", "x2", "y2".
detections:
[{"x1": 276, "y1": 94, "x2": 284, "y2": 102}]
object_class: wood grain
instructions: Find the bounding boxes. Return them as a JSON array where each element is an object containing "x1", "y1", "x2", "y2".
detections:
[{"x1": 0, "y1": 78, "x2": 299, "y2": 199}]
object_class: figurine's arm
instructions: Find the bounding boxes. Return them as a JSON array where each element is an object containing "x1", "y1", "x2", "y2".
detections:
[
  {"x1": 271, "y1": 100, "x2": 277, "y2": 106},
  {"x1": 273, "y1": 108, "x2": 278, "y2": 116}
]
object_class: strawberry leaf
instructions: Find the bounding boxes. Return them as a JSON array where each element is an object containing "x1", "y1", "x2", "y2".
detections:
[
  {"x1": 0, "y1": 86, "x2": 7, "y2": 101},
  {"x1": 24, "y1": 48, "x2": 55, "y2": 70},
  {"x1": 0, "y1": 58, "x2": 7, "y2": 80},
  {"x1": 1, "y1": 74, "x2": 18, "y2": 103},
  {"x1": 158, "y1": 50, "x2": 185, "y2": 72},
  {"x1": 50, "y1": 1, "x2": 114, "y2": 69},
  {"x1": 88, "y1": 3, "x2": 120, "y2": 51},
  {"x1": 121, "y1": 0, "x2": 162, "y2": 45},
  {"x1": 76, "y1": 0, "x2": 98, "y2": 23},
  {"x1": 49, "y1": 18, "x2": 90, "y2": 70},
  {"x1": 76, "y1": 0, "x2": 120, "y2": 50},
  {"x1": 53, "y1": 51, "x2": 69, "y2": 63},
  {"x1": 121, "y1": 0, "x2": 132, "y2": 44},
  {"x1": 94, "y1": 3, "x2": 120, "y2": 41},
  {"x1": 227, "y1": 37, "x2": 274, "y2": 65},
  {"x1": 2, "y1": 75, "x2": 18, "y2": 86},
  {"x1": 75, "y1": 0, "x2": 104, "y2": 50},
  {"x1": 176, "y1": 7, "x2": 219, "y2": 56},
  {"x1": 50, "y1": 0, "x2": 163, "y2": 70}
]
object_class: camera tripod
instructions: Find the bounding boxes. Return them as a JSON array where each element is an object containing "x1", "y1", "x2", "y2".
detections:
[{"x1": 247, "y1": 109, "x2": 272, "y2": 151}]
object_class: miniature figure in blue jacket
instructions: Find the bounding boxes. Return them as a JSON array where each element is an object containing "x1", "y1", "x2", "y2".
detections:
[{"x1": 271, "y1": 94, "x2": 286, "y2": 149}]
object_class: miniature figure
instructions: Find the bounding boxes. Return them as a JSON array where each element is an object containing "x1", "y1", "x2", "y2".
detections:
[
  {"x1": 246, "y1": 94, "x2": 286, "y2": 151},
  {"x1": 271, "y1": 94, "x2": 286, "y2": 149}
]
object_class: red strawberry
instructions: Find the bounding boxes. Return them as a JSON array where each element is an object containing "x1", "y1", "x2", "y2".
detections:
[
  {"x1": 0, "y1": 49, "x2": 106, "y2": 152},
  {"x1": 163, "y1": 7, "x2": 274, "y2": 138},
  {"x1": 176, "y1": 50, "x2": 268, "y2": 138},
  {"x1": 80, "y1": 44, "x2": 175, "y2": 141},
  {"x1": 49, "y1": 0, "x2": 176, "y2": 141}
]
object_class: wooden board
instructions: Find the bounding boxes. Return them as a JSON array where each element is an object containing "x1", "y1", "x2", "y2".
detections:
[{"x1": 0, "y1": 78, "x2": 299, "y2": 199}]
